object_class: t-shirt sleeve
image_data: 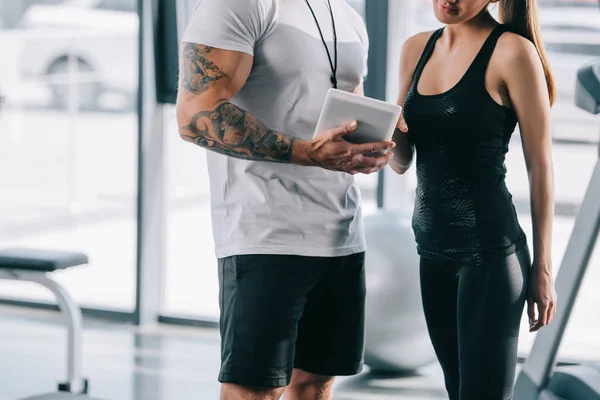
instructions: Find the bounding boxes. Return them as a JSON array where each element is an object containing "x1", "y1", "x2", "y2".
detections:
[
  {"x1": 362, "y1": 29, "x2": 370, "y2": 80},
  {"x1": 182, "y1": 0, "x2": 274, "y2": 56},
  {"x1": 343, "y1": 4, "x2": 369, "y2": 80}
]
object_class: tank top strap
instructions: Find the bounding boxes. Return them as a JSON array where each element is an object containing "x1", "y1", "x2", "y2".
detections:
[
  {"x1": 466, "y1": 24, "x2": 509, "y2": 82},
  {"x1": 410, "y1": 28, "x2": 445, "y2": 88}
]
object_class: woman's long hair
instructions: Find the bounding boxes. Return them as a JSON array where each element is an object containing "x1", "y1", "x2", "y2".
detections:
[{"x1": 498, "y1": 0, "x2": 556, "y2": 105}]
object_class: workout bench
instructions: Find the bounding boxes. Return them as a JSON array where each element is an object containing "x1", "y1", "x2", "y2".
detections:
[{"x1": 0, "y1": 248, "x2": 94, "y2": 399}]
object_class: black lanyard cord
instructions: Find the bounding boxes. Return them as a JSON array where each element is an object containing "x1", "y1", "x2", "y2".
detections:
[{"x1": 304, "y1": 0, "x2": 338, "y2": 89}]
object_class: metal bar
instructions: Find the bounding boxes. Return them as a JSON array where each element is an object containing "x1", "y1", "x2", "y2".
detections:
[
  {"x1": 135, "y1": 0, "x2": 165, "y2": 327},
  {"x1": 0, "y1": 298, "x2": 134, "y2": 323},
  {"x1": 158, "y1": 314, "x2": 219, "y2": 329},
  {"x1": 364, "y1": 0, "x2": 389, "y2": 102},
  {"x1": 134, "y1": 0, "x2": 144, "y2": 330},
  {"x1": 364, "y1": 0, "x2": 389, "y2": 209},
  {"x1": 0, "y1": 270, "x2": 85, "y2": 394},
  {"x1": 377, "y1": 170, "x2": 385, "y2": 208},
  {"x1": 382, "y1": 0, "x2": 417, "y2": 213}
]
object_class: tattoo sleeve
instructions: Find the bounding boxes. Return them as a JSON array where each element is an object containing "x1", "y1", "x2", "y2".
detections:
[
  {"x1": 179, "y1": 101, "x2": 295, "y2": 162},
  {"x1": 179, "y1": 43, "x2": 295, "y2": 162},
  {"x1": 181, "y1": 43, "x2": 227, "y2": 95}
]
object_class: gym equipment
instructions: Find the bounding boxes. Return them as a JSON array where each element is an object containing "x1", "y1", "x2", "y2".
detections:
[
  {"x1": 513, "y1": 60, "x2": 600, "y2": 399},
  {"x1": 363, "y1": 210, "x2": 436, "y2": 373},
  {"x1": 0, "y1": 248, "x2": 99, "y2": 400}
]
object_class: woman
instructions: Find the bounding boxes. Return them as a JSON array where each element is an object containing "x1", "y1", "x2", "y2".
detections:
[{"x1": 390, "y1": 0, "x2": 558, "y2": 398}]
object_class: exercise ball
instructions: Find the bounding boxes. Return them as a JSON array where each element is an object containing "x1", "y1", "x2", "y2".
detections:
[{"x1": 363, "y1": 210, "x2": 436, "y2": 373}]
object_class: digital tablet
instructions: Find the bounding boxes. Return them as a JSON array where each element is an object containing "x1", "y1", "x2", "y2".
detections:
[{"x1": 314, "y1": 88, "x2": 402, "y2": 155}]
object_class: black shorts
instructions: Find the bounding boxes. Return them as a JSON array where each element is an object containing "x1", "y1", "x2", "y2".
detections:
[{"x1": 217, "y1": 252, "x2": 366, "y2": 388}]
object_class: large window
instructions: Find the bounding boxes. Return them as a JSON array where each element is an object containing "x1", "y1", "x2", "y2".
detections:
[
  {"x1": 162, "y1": 0, "x2": 374, "y2": 318},
  {"x1": 0, "y1": 0, "x2": 138, "y2": 311},
  {"x1": 163, "y1": 104, "x2": 218, "y2": 318}
]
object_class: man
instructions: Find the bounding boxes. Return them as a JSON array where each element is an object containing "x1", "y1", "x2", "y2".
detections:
[{"x1": 176, "y1": 0, "x2": 394, "y2": 399}]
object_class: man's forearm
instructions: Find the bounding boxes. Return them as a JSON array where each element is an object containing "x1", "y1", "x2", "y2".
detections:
[{"x1": 179, "y1": 100, "x2": 312, "y2": 164}]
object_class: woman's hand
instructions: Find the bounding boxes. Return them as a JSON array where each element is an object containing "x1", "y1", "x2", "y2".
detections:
[
  {"x1": 527, "y1": 261, "x2": 557, "y2": 332},
  {"x1": 397, "y1": 112, "x2": 409, "y2": 133}
]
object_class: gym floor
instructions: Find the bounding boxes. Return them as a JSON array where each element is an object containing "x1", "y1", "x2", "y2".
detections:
[{"x1": 0, "y1": 305, "x2": 448, "y2": 400}]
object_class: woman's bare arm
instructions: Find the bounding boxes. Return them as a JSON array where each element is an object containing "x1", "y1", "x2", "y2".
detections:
[
  {"x1": 500, "y1": 33, "x2": 557, "y2": 332},
  {"x1": 390, "y1": 32, "x2": 434, "y2": 174}
]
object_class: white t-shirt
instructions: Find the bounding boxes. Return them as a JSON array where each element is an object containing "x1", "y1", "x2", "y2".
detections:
[{"x1": 183, "y1": 0, "x2": 369, "y2": 259}]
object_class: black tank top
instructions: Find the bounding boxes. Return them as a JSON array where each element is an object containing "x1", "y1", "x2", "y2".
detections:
[{"x1": 403, "y1": 24, "x2": 526, "y2": 266}]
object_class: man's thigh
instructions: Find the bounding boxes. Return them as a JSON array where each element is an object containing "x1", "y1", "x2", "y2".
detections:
[
  {"x1": 218, "y1": 254, "x2": 324, "y2": 388},
  {"x1": 294, "y1": 252, "x2": 367, "y2": 377}
]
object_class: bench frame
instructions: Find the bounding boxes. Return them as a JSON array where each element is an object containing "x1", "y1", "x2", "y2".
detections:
[{"x1": 0, "y1": 269, "x2": 87, "y2": 394}]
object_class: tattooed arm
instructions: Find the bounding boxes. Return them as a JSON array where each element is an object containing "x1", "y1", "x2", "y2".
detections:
[
  {"x1": 176, "y1": 43, "x2": 395, "y2": 173},
  {"x1": 176, "y1": 43, "x2": 295, "y2": 162}
]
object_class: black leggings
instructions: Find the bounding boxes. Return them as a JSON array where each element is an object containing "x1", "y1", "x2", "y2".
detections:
[{"x1": 420, "y1": 247, "x2": 531, "y2": 400}]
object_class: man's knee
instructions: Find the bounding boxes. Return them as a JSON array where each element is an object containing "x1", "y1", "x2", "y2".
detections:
[
  {"x1": 289, "y1": 369, "x2": 334, "y2": 393},
  {"x1": 221, "y1": 383, "x2": 284, "y2": 400}
]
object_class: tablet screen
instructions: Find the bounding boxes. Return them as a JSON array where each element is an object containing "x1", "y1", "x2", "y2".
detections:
[{"x1": 314, "y1": 89, "x2": 402, "y2": 149}]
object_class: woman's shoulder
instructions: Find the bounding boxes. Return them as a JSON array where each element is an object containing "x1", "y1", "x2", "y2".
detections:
[
  {"x1": 403, "y1": 30, "x2": 438, "y2": 55},
  {"x1": 400, "y1": 30, "x2": 438, "y2": 67},
  {"x1": 495, "y1": 27, "x2": 540, "y2": 66}
]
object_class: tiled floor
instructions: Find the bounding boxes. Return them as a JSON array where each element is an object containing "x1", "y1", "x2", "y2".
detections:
[{"x1": 0, "y1": 305, "x2": 448, "y2": 400}]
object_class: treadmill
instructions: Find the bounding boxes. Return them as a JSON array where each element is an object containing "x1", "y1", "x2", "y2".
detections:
[{"x1": 513, "y1": 61, "x2": 600, "y2": 399}]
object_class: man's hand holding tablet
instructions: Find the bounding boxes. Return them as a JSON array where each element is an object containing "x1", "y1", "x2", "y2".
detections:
[
  {"x1": 293, "y1": 89, "x2": 401, "y2": 175},
  {"x1": 293, "y1": 120, "x2": 395, "y2": 175},
  {"x1": 292, "y1": 89, "x2": 402, "y2": 174}
]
